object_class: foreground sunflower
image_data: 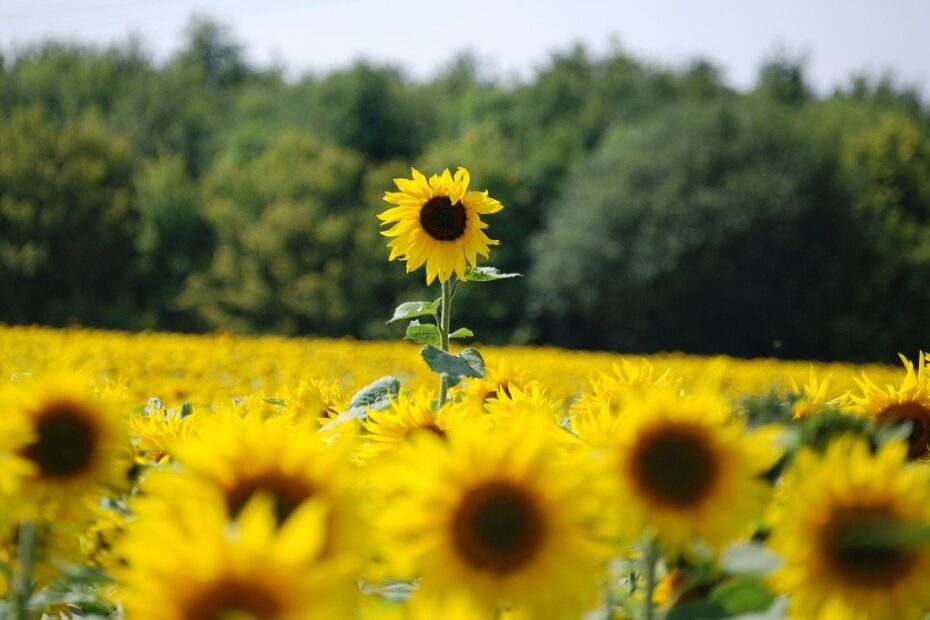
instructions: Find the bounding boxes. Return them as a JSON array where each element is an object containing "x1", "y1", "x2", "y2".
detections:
[
  {"x1": 0, "y1": 374, "x2": 127, "y2": 520},
  {"x1": 851, "y1": 352, "x2": 930, "y2": 459},
  {"x1": 380, "y1": 419, "x2": 614, "y2": 618},
  {"x1": 768, "y1": 436, "x2": 930, "y2": 620},
  {"x1": 379, "y1": 167, "x2": 503, "y2": 284},
  {"x1": 605, "y1": 387, "x2": 780, "y2": 549},
  {"x1": 155, "y1": 410, "x2": 368, "y2": 567},
  {"x1": 119, "y1": 493, "x2": 353, "y2": 619}
]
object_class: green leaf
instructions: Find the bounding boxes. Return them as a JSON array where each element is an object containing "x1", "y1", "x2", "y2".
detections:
[
  {"x1": 261, "y1": 397, "x2": 286, "y2": 408},
  {"x1": 404, "y1": 321, "x2": 441, "y2": 346},
  {"x1": 721, "y1": 543, "x2": 782, "y2": 576},
  {"x1": 386, "y1": 300, "x2": 440, "y2": 324},
  {"x1": 322, "y1": 376, "x2": 400, "y2": 431},
  {"x1": 449, "y1": 327, "x2": 474, "y2": 339},
  {"x1": 464, "y1": 266, "x2": 522, "y2": 282},
  {"x1": 421, "y1": 345, "x2": 486, "y2": 387},
  {"x1": 709, "y1": 576, "x2": 775, "y2": 615},
  {"x1": 665, "y1": 600, "x2": 727, "y2": 620}
]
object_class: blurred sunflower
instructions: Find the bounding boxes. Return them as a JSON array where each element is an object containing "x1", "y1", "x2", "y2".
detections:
[
  {"x1": 851, "y1": 352, "x2": 930, "y2": 459},
  {"x1": 789, "y1": 367, "x2": 847, "y2": 419},
  {"x1": 379, "y1": 167, "x2": 503, "y2": 284},
  {"x1": 288, "y1": 377, "x2": 347, "y2": 426},
  {"x1": 570, "y1": 360, "x2": 679, "y2": 441},
  {"x1": 482, "y1": 383, "x2": 565, "y2": 428},
  {"x1": 159, "y1": 411, "x2": 367, "y2": 566},
  {"x1": 0, "y1": 374, "x2": 127, "y2": 519},
  {"x1": 360, "y1": 389, "x2": 484, "y2": 460},
  {"x1": 381, "y1": 419, "x2": 613, "y2": 618},
  {"x1": 605, "y1": 387, "x2": 780, "y2": 549},
  {"x1": 119, "y1": 493, "x2": 354, "y2": 620},
  {"x1": 459, "y1": 359, "x2": 534, "y2": 411},
  {"x1": 769, "y1": 436, "x2": 930, "y2": 619}
]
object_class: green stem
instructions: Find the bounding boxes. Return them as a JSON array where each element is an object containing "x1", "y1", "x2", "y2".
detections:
[
  {"x1": 642, "y1": 538, "x2": 659, "y2": 620},
  {"x1": 437, "y1": 278, "x2": 453, "y2": 405},
  {"x1": 13, "y1": 521, "x2": 34, "y2": 620}
]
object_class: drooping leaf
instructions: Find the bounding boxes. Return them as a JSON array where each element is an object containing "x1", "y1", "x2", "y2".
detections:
[
  {"x1": 386, "y1": 300, "x2": 440, "y2": 324},
  {"x1": 449, "y1": 327, "x2": 474, "y2": 339},
  {"x1": 322, "y1": 376, "x2": 400, "y2": 431}
]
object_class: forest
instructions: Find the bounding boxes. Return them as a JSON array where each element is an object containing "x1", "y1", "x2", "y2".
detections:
[{"x1": 1, "y1": 17, "x2": 929, "y2": 362}]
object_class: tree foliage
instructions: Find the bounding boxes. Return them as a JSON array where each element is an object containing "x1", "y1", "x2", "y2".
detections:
[{"x1": 1, "y1": 17, "x2": 928, "y2": 361}]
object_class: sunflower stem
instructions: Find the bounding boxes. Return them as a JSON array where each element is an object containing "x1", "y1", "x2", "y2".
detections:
[
  {"x1": 641, "y1": 537, "x2": 659, "y2": 620},
  {"x1": 437, "y1": 278, "x2": 453, "y2": 405},
  {"x1": 12, "y1": 521, "x2": 34, "y2": 620}
]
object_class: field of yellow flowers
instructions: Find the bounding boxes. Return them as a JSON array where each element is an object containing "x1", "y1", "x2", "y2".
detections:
[{"x1": 3, "y1": 167, "x2": 930, "y2": 620}]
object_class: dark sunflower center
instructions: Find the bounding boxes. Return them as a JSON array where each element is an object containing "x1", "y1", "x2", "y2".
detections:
[
  {"x1": 877, "y1": 401, "x2": 930, "y2": 460},
  {"x1": 419, "y1": 196, "x2": 466, "y2": 241},
  {"x1": 821, "y1": 506, "x2": 918, "y2": 587},
  {"x1": 21, "y1": 401, "x2": 98, "y2": 479},
  {"x1": 451, "y1": 481, "x2": 545, "y2": 574},
  {"x1": 225, "y1": 473, "x2": 316, "y2": 525},
  {"x1": 182, "y1": 578, "x2": 283, "y2": 620},
  {"x1": 630, "y1": 425, "x2": 718, "y2": 508}
]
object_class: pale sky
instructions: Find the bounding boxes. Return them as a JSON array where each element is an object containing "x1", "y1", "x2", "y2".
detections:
[{"x1": 1, "y1": 0, "x2": 929, "y2": 96}]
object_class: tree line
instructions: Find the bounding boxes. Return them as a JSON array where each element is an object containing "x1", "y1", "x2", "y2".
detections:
[{"x1": 1, "y1": 18, "x2": 928, "y2": 362}]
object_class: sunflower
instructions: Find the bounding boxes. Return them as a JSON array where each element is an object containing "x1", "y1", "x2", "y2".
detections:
[
  {"x1": 570, "y1": 360, "x2": 680, "y2": 442},
  {"x1": 605, "y1": 387, "x2": 780, "y2": 549},
  {"x1": 379, "y1": 167, "x2": 503, "y2": 284},
  {"x1": 155, "y1": 410, "x2": 368, "y2": 568},
  {"x1": 380, "y1": 419, "x2": 614, "y2": 618},
  {"x1": 789, "y1": 367, "x2": 848, "y2": 419},
  {"x1": 287, "y1": 377, "x2": 347, "y2": 426},
  {"x1": 0, "y1": 374, "x2": 127, "y2": 520},
  {"x1": 482, "y1": 383, "x2": 565, "y2": 428},
  {"x1": 768, "y1": 436, "x2": 930, "y2": 620},
  {"x1": 118, "y1": 493, "x2": 354, "y2": 619},
  {"x1": 459, "y1": 359, "x2": 535, "y2": 411},
  {"x1": 360, "y1": 389, "x2": 485, "y2": 460},
  {"x1": 850, "y1": 352, "x2": 930, "y2": 459}
]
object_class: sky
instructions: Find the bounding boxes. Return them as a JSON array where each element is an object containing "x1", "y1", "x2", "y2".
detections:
[{"x1": 1, "y1": 0, "x2": 929, "y2": 96}]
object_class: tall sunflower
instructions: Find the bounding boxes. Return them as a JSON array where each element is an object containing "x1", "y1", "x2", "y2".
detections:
[
  {"x1": 380, "y1": 419, "x2": 614, "y2": 618},
  {"x1": 118, "y1": 493, "x2": 354, "y2": 619},
  {"x1": 768, "y1": 436, "x2": 930, "y2": 620},
  {"x1": 379, "y1": 167, "x2": 503, "y2": 284},
  {"x1": 605, "y1": 387, "x2": 780, "y2": 549},
  {"x1": 851, "y1": 352, "x2": 930, "y2": 459}
]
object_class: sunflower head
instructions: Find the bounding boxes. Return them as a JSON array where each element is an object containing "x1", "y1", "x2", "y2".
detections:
[
  {"x1": 851, "y1": 352, "x2": 930, "y2": 459},
  {"x1": 607, "y1": 387, "x2": 780, "y2": 549},
  {"x1": 789, "y1": 367, "x2": 847, "y2": 419},
  {"x1": 1, "y1": 374, "x2": 128, "y2": 519},
  {"x1": 768, "y1": 435, "x2": 930, "y2": 619},
  {"x1": 379, "y1": 419, "x2": 614, "y2": 617},
  {"x1": 379, "y1": 167, "x2": 503, "y2": 284}
]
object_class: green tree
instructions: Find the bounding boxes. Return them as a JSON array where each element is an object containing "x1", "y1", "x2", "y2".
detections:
[
  {"x1": 0, "y1": 107, "x2": 137, "y2": 326},
  {"x1": 528, "y1": 100, "x2": 868, "y2": 360}
]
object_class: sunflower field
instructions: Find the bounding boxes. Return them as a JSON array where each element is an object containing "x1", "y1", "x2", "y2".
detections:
[{"x1": 3, "y1": 166, "x2": 930, "y2": 620}]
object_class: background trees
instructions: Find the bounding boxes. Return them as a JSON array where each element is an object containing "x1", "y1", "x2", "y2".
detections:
[{"x1": 1, "y1": 19, "x2": 928, "y2": 362}]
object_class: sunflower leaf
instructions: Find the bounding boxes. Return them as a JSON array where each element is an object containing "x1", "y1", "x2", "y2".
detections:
[
  {"x1": 709, "y1": 576, "x2": 775, "y2": 615},
  {"x1": 404, "y1": 321, "x2": 441, "y2": 346},
  {"x1": 449, "y1": 327, "x2": 474, "y2": 339},
  {"x1": 348, "y1": 376, "x2": 400, "y2": 411},
  {"x1": 464, "y1": 266, "x2": 522, "y2": 282},
  {"x1": 420, "y1": 345, "x2": 486, "y2": 387},
  {"x1": 386, "y1": 300, "x2": 440, "y2": 324}
]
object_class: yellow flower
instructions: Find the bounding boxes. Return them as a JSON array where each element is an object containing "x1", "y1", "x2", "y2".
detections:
[
  {"x1": 570, "y1": 360, "x2": 680, "y2": 441},
  {"x1": 850, "y1": 352, "x2": 930, "y2": 459},
  {"x1": 482, "y1": 382, "x2": 565, "y2": 427},
  {"x1": 459, "y1": 359, "x2": 535, "y2": 411},
  {"x1": 153, "y1": 410, "x2": 369, "y2": 570},
  {"x1": 605, "y1": 387, "x2": 780, "y2": 549},
  {"x1": 360, "y1": 389, "x2": 482, "y2": 460},
  {"x1": 379, "y1": 167, "x2": 503, "y2": 284},
  {"x1": 118, "y1": 493, "x2": 354, "y2": 619},
  {"x1": 790, "y1": 367, "x2": 846, "y2": 419},
  {"x1": 768, "y1": 436, "x2": 930, "y2": 620},
  {"x1": 0, "y1": 374, "x2": 127, "y2": 520},
  {"x1": 380, "y1": 419, "x2": 613, "y2": 618}
]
